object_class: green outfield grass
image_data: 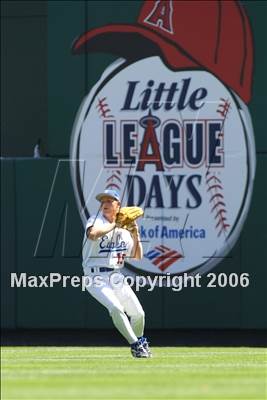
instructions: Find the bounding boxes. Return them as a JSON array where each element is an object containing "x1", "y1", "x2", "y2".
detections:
[{"x1": 1, "y1": 347, "x2": 266, "y2": 400}]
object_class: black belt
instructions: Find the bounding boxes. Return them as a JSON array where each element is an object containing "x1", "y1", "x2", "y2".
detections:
[{"x1": 89, "y1": 267, "x2": 115, "y2": 273}]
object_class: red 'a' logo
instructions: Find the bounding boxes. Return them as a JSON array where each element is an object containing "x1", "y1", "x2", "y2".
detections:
[{"x1": 144, "y1": 0, "x2": 174, "y2": 35}]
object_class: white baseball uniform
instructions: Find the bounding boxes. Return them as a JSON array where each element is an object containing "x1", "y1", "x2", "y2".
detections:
[{"x1": 82, "y1": 213, "x2": 145, "y2": 344}]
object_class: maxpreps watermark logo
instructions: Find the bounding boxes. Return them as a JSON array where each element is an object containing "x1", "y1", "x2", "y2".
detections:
[{"x1": 70, "y1": 0, "x2": 256, "y2": 276}]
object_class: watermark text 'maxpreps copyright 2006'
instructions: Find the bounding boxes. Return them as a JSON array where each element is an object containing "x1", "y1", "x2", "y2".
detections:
[{"x1": 10, "y1": 272, "x2": 250, "y2": 292}]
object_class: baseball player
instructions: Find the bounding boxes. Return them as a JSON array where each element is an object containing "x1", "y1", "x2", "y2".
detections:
[{"x1": 82, "y1": 189, "x2": 152, "y2": 358}]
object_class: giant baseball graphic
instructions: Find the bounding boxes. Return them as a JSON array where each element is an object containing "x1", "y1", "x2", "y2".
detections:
[{"x1": 70, "y1": 1, "x2": 256, "y2": 276}]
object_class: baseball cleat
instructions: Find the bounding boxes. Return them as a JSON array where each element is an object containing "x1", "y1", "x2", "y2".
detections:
[
  {"x1": 138, "y1": 336, "x2": 152, "y2": 357},
  {"x1": 130, "y1": 341, "x2": 149, "y2": 358}
]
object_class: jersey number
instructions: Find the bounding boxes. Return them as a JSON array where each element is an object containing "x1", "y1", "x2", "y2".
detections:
[{"x1": 116, "y1": 252, "x2": 126, "y2": 264}]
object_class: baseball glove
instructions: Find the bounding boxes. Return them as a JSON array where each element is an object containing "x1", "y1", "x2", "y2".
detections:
[{"x1": 115, "y1": 206, "x2": 144, "y2": 229}]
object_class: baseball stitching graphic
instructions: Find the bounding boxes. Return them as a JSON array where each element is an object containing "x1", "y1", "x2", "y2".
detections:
[
  {"x1": 105, "y1": 170, "x2": 122, "y2": 191},
  {"x1": 206, "y1": 171, "x2": 229, "y2": 237},
  {"x1": 97, "y1": 97, "x2": 114, "y2": 118}
]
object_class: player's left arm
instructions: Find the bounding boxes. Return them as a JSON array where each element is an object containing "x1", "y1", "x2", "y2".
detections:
[{"x1": 129, "y1": 222, "x2": 143, "y2": 260}]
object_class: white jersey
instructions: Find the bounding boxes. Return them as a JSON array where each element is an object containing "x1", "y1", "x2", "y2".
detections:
[{"x1": 82, "y1": 213, "x2": 134, "y2": 274}]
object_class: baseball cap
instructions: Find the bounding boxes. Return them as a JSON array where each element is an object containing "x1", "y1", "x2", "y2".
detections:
[
  {"x1": 72, "y1": 0, "x2": 253, "y2": 104},
  {"x1": 96, "y1": 189, "x2": 121, "y2": 202}
]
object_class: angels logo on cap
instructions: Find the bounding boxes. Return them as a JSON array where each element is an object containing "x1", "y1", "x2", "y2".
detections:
[{"x1": 70, "y1": 0, "x2": 256, "y2": 276}]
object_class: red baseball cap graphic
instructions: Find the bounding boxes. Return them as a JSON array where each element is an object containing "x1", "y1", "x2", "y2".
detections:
[{"x1": 72, "y1": 0, "x2": 253, "y2": 104}]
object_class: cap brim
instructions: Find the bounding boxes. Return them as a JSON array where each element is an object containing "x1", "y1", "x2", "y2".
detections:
[{"x1": 71, "y1": 23, "x2": 199, "y2": 69}]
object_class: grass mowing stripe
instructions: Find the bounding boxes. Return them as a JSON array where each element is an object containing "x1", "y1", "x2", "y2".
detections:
[{"x1": 1, "y1": 347, "x2": 266, "y2": 400}]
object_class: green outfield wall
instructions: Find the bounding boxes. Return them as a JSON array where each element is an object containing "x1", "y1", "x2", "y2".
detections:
[{"x1": 1, "y1": 157, "x2": 266, "y2": 329}]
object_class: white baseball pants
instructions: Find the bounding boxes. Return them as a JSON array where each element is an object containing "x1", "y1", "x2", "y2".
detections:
[{"x1": 85, "y1": 270, "x2": 145, "y2": 344}]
